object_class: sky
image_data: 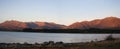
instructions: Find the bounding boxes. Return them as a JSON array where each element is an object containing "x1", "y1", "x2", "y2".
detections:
[{"x1": 0, "y1": 0, "x2": 120, "y2": 25}]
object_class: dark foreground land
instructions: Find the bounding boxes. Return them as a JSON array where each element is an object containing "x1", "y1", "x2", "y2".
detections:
[
  {"x1": 0, "y1": 35, "x2": 120, "y2": 49},
  {"x1": 1, "y1": 28, "x2": 120, "y2": 33},
  {"x1": 22, "y1": 28, "x2": 120, "y2": 33}
]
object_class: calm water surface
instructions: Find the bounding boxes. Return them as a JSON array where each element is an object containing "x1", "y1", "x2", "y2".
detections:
[{"x1": 0, "y1": 31, "x2": 120, "y2": 43}]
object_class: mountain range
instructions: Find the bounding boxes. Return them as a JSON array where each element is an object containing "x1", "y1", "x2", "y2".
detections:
[{"x1": 0, "y1": 16, "x2": 120, "y2": 31}]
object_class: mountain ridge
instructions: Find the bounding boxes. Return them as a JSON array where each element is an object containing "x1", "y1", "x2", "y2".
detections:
[
  {"x1": 0, "y1": 20, "x2": 66, "y2": 31},
  {"x1": 67, "y1": 16, "x2": 120, "y2": 29},
  {"x1": 0, "y1": 16, "x2": 120, "y2": 31}
]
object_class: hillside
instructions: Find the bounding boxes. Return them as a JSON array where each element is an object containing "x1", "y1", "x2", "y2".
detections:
[
  {"x1": 67, "y1": 16, "x2": 120, "y2": 30},
  {"x1": 0, "y1": 20, "x2": 66, "y2": 31}
]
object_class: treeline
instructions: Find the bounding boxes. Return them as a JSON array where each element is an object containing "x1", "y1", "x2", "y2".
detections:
[{"x1": 22, "y1": 28, "x2": 120, "y2": 33}]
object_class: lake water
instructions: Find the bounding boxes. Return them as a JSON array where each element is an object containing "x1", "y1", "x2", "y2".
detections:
[{"x1": 0, "y1": 31, "x2": 120, "y2": 43}]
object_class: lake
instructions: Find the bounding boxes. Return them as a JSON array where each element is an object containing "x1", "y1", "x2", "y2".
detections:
[{"x1": 0, "y1": 31, "x2": 120, "y2": 43}]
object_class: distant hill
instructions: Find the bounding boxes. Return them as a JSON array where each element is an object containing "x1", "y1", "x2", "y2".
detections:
[
  {"x1": 67, "y1": 16, "x2": 120, "y2": 30},
  {"x1": 0, "y1": 16, "x2": 120, "y2": 31},
  {"x1": 0, "y1": 20, "x2": 66, "y2": 31},
  {"x1": 0, "y1": 20, "x2": 27, "y2": 31}
]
